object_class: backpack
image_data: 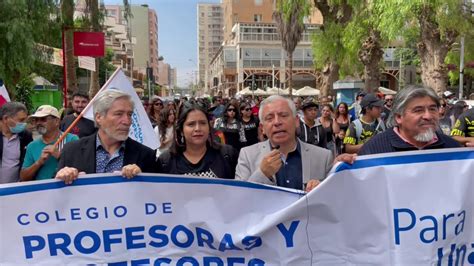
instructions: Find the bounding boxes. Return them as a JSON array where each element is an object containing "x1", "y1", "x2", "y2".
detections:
[{"x1": 353, "y1": 118, "x2": 386, "y2": 143}]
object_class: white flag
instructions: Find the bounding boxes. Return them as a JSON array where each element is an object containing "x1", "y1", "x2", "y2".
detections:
[
  {"x1": 0, "y1": 81, "x2": 10, "y2": 107},
  {"x1": 83, "y1": 68, "x2": 159, "y2": 150}
]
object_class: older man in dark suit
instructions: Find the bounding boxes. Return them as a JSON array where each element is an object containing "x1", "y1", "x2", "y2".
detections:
[{"x1": 56, "y1": 89, "x2": 157, "y2": 184}]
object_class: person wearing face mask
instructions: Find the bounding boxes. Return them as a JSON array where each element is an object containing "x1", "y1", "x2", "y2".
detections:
[
  {"x1": 20, "y1": 105, "x2": 79, "y2": 181},
  {"x1": 0, "y1": 102, "x2": 33, "y2": 183}
]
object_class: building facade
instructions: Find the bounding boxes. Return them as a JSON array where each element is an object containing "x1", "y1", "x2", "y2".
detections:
[
  {"x1": 197, "y1": 3, "x2": 224, "y2": 92},
  {"x1": 104, "y1": 5, "x2": 135, "y2": 79},
  {"x1": 209, "y1": 0, "x2": 323, "y2": 96},
  {"x1": 130, "y1": 5, "x2": 159, "y2": 83}
]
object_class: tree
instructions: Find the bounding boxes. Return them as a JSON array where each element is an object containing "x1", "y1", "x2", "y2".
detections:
[
  {"x1": 446, "y1": 31, "x2": 474, "y2": 96},
  {"x1": 83, "y1": 0, "x2": 104, "y2": 98},
  {"x1": 312, "y1": 0, "x2": 354, "y2": 96},
  {"x1": 0, "y1": 0, "x2": 59, "y2": 98},
  {"x1": 274, "y1": 0, "x2": 310, "y2": 98},
  {"x1": 343, "y1": 1, "x2": 385, "y2": 93},
  {"x1": 61, "y1": 0, "x2": 78, "y2": 97},
  {"x1": 376, "y1": 0, "x2": 474, "y2": 94}
]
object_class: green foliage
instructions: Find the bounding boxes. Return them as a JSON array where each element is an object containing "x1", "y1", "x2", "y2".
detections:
[
  {"x1": 14, "y1": 76, "x2": 34, "y2": 112},
  {"x1": 0, "y1": 0, "x2": 59, "y2": 94},
  {"x1": 375, "y1": 0, "x2": 473, "y2": 43},
  {"x1": 446, "y1": 35, "x2": 474, "y2": 85},
  {"x1": 394, "y1": 48, "x2": 420, "y2": 67},
  {"x1": 276, "y1": 0, "x2": 310, "y2": 24},
  {"x1": 99, "y1": 49, "x2": 117, "y2": 86}
]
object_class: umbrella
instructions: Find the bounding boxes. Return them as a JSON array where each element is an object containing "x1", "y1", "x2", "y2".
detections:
[
  {"x1": 253, "y1": 88, "x2": 268, "y2": 96},
  {"x1": 266, "y1": 87, "x2": 281, "y2": 95},
  {"x1": 280, "y1": 88, "x2": 298, "y2": 95},
  {"x1": 378, "y1": 87, "x2": 397, "y2": 95},
  {"x1": 236, "y1": 87, "x2": 252, "y2": 96},
  {"x1": 295, "y1": 86, "x2": 320, "y2": 96}
]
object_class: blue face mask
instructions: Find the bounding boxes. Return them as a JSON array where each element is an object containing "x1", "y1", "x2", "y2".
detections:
[{"x1": 9, "y1": 122, "x2": 27, "y2": 134}]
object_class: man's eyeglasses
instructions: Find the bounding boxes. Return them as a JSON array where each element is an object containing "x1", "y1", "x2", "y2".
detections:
[{"x1": 385, "y1": 99, "x2": 393, "y2": 102}]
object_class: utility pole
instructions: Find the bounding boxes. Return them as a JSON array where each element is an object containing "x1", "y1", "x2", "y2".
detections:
[
  {"x1": 272, "y1": 64, "x2": 275, "y2": 89},
  {"x1": 459, "y1": 36, "x2": 465, "y2": 99}
]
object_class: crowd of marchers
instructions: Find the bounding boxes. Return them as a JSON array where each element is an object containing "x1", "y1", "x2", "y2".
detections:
[{"x1": 1, "y1": 84, "x2": 472, "y2": 192}]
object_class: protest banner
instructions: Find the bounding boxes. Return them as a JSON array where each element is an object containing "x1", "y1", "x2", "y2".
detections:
[{"x1": 0, "y1": 148, "x2": 473, "y2": 265}]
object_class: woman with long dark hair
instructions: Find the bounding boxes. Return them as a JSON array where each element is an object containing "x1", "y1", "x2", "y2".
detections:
[
  {"x1": 213, "y1": 102, "x2": 246, "y2": 150},
  {"x1": 239, "y1": 102, "x2": 260, "y2": 147},
  {"x1": 148, "y1": 96, "x2": 164, "y2": 127},
  {"x1": 319, "y1": 104, "x2": 336, "y2": 154},
  {"x1": 333, "y1": 102, "x2": 350, "y2": 155},
  {"x1": 154, "y1": 107, "x2": 176, "y2": 157},
  {"x1": 157, "y1": 102, "x2": 237, "y2": 179}
]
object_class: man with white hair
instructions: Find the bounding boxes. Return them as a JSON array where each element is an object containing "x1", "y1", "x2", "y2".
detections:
[
  {"x1": 358, "y1": 85, "x2": 460, "y2": 155},
  {"x1": 236, "y1": 95, "x2": 334, "y2": 192},
  {"x1": 56, "y1": 89, "x2": 157, "y2": 184}
]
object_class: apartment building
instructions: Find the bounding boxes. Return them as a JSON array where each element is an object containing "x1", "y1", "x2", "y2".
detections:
[
  {"x1": 209, "y1": 0, "x2": 323, "y2": 96},
  {"x1": 130, "y1": 5, "x2": 160, "y2": 83},
  {"x1": 197, "y1": 3, "x2": 224, "y2": 91}
]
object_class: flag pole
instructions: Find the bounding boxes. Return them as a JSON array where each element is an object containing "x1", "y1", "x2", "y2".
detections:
[{"x1": 53, "y1": 67, "x2": 122, "y2": 147}]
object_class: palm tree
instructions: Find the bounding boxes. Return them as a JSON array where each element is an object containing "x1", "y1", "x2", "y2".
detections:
[{"x1": 273, "y1": 0, "x2": 310, "y2": 98}]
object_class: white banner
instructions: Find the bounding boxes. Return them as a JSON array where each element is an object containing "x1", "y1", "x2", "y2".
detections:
[
  {"x1": 0, "y1": 148, "x2": 473, "y2": 265},
  {"x1": 83, "y1": 68, "x2": 159, "y2": 150},
  {"x1": 78, "y1": 56, "x2": 96, "y2": 72}
]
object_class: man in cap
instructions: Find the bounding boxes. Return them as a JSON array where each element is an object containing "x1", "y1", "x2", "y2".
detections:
[
  {"x1": 297, "y1": 98, "x2": 327, "y2": 148},
  {"x1": 359, "y1": 85, "x2": 459, "y2": 155},
  {"x1": 0, "y1": 102, "x2": 32, "y2": 183},
  {"x1": 20, "y1": 105, "x2": 79, "y2": 181},
  {"x1": 343, "y1": 93, "x2": 386, "y2": 153}
]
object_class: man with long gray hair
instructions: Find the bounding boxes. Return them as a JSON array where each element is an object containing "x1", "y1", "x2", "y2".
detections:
[
  {"x1": 56, "y1": 89, "x2": 157, "y2": 184},
  {"x1": 358, "y1": 85, "x2": 460, "y2": 155}
]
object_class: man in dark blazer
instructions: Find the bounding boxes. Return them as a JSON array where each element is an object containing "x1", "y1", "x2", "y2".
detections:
[
  {"x1": 0, "y1": 102, "x2": 32, "y2": 183},
  {"x1": 56, "y1": 89, "x2": 157, "y2": 184}
]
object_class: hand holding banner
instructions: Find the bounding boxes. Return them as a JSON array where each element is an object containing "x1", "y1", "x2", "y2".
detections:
[{"x1": 1, "y1": 148, "x2": 473, "y2": 264}]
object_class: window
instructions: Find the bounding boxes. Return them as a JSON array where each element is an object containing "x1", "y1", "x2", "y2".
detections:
[{"x1": 254, "y1": 14, "x2": 262, "y2": 22}]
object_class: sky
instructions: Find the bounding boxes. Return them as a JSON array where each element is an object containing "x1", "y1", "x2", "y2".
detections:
[{"x1": 104, "y1": 0, "x2": 220, "y2": 87}]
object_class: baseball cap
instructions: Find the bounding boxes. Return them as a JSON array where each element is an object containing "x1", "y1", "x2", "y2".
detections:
[
  {"x1": 30, "y1": 105, "x2": 60, "y2": 118},
  {"x1": 443, "y1": 91, "x2": 454, "y2": 98},
  {"x1": 301, "y1": 99, "x2": 318, "y2": 110},
  {"x1": 360, "y1": 93, "x2": 384, "y2": 109},
  {"x1": 357, "y1": 91, "x2": 367, "y2": 98}
]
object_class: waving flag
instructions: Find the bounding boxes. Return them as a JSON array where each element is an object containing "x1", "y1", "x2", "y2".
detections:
[
  {"x1": 0, "y1": 79, "x2": 10, "y2": 107},
  {"x1": 82, "y1": 68, "x2": 159, "y2": 150}
]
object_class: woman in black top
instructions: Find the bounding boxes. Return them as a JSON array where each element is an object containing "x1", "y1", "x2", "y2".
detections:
[
  {"x1": 157, "y1": 102, "x2": 237, "y2": 179},
  {"x1": 213, "y1": 102, "x2": 246, "y2": 151},
  {"x1": 239, "y1": 102, "x2": 260, "y2": 147},
  {"x1": 319, "y1": 104, "x2": 336, "y2": 154},
  {"x1": 333, "y1": 102, "x2": 350, "y2": 155}
]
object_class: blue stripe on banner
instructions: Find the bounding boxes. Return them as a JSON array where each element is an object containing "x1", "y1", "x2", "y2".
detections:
[
  {"x1": 0, "y1": 175, "x2": 306, "y2": 197},
  {"x1": 335, "y1": 150, "x2": 474, "y2": 173}
]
